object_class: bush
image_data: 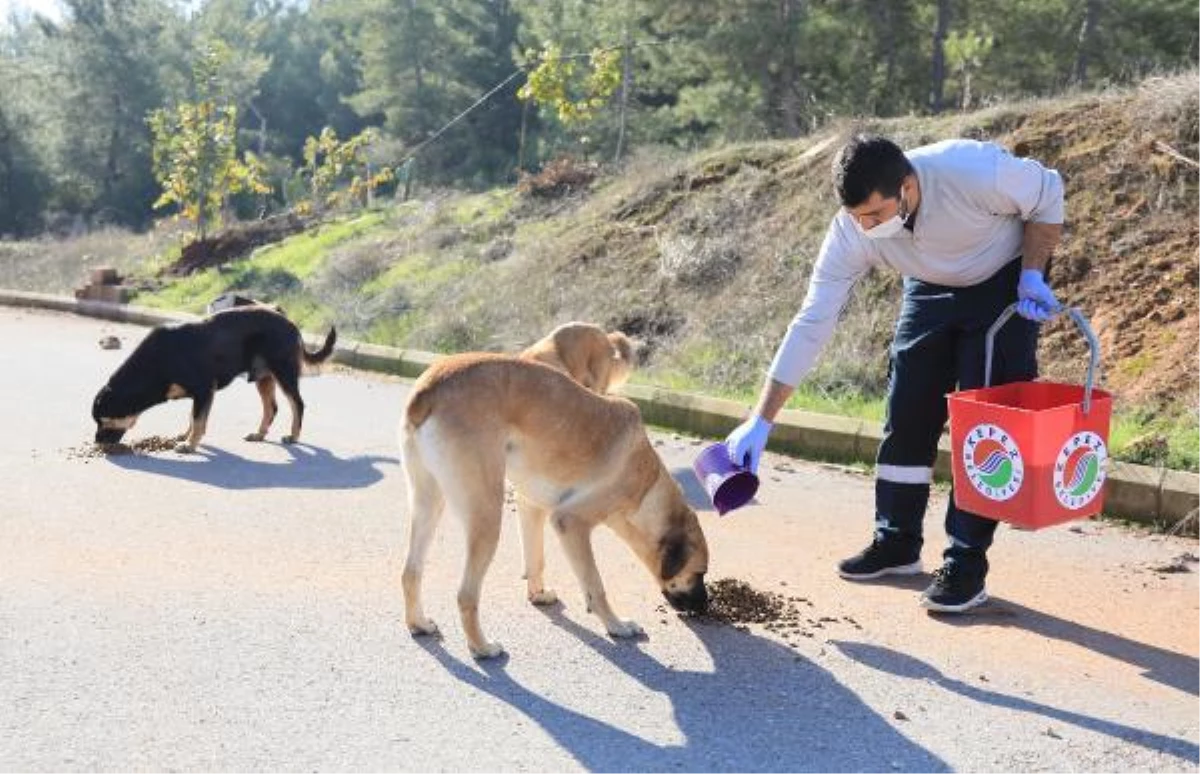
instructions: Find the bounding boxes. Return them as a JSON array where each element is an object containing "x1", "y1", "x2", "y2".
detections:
[{"x1": 516, "y1": 157, "x2": 599, "y2": 199}]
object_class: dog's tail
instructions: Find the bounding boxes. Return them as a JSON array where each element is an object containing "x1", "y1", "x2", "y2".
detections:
[{"x1": 302, "y1": 327, "x2": 338, "y2": 366}]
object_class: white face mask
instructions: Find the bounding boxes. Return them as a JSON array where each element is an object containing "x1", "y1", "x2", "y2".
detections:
[{"x1": 857, "y1": 194, "x2": 909, "y2": 240}]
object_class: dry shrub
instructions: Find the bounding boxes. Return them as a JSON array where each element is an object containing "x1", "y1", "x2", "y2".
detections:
[
  {"x1": 517, "y1": 157, "x2": 599, "y2": 199},
  {"x1": 310, "y1": 242, "x2": 406, "y2": 335},
  {"x1": 480, "y1": 237, "x2": 513, "y2": 262},
  {"x1": 0, "y1": 221, "x2": 188, "y2": 294},
  {"x1": 1133, "y1": 73, "x2": 1199, "y2": 152},
  {"x1": 656, "y1": 232, "x2": 742, "y2": 287},
  {"x1": 1130, "y1": 73, "x2": 1199, "y2": 209},
  {"x1": 315, "y1": 241, "x2": 394, "y2": 290}
]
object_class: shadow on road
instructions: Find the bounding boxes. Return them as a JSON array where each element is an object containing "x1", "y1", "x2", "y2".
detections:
[
  {"x1": 417, "y1": 610, "x2": 948, "y2": 773},
  {"x1": 105, "y1": 441, "x2": 397, "y2": 490},
  {"x1": 930, "y1": 595, "x2": 1200, "y2": 697},
  {"x1": 833, "y1": 640, "x2": 1199, "y2": 765}
]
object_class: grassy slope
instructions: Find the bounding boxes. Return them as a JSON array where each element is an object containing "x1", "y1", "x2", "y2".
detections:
[{"x1": 3, "y1": 76, "x2": 1196, "y2": 469}]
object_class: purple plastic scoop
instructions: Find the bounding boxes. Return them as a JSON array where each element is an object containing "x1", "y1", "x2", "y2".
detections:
[{"x1": 692, "y1": 442, "x2": 760, "y2": 515}]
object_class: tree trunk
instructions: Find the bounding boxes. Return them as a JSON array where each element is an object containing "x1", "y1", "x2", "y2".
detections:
[
  {"x1": 614, "y1": 8, "x2": 632, "y2": 164},
  {"x1": 246, "y1": 98, "x2": 268, "y2": 157},
  {"x1": 774, "y1": 0, "x2": 804, "y2": 137},
  {"x1": 517, "y1": 96, "x2": 529, "y2": 172},
  {"x1": 103, "y1": 92, "x2": 122, "y2": 202},
  {"x1": 1073, "y1": 0, "x2": 1102, "y2": 84},
  {"x1": 930, "y1": 0, "x2": 951, "y2": 114},
  {"x1": 876, "y1": 2, "x2": 898, "y2": 115}
]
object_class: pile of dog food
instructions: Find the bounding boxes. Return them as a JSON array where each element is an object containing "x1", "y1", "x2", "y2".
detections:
[
  {"x1": 704, "y1": 578, "x2": 793, "y2": 624},
  {"x1": 701, "y1": 577, "x2": 862, "y2": 644},
  {"x1": 66, "y1": 436, "x2": 180, "y2": 459}
]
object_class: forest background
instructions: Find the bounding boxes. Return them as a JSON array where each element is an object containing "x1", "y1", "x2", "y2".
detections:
[{"x1": 1, "y1": 0, "x2": 1195, "y2": 234}]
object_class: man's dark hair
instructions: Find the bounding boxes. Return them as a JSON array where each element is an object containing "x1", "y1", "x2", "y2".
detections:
[{"x1": 832, "y1": 134, "x2": 914, "y2": 208}]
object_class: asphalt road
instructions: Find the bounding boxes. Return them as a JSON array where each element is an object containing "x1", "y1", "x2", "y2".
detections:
[{"x1": 1, "y1": 307, "x2": 1197, "y2": 772}]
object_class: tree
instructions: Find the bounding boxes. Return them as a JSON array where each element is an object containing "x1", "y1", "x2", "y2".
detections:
[
  {"x1": 43, "y1": 0, "x2": 179, "y2": 227},
  {"x1": 251, "y1": 1, "x2": 367, "y2": 162},
  {"x1": 148, "y1": 45, "x2": 270, "y2": 240},
  {"x1": 191, "y1": 0, "x2": 272, "y2": 155},
  {"x1": 1073, "y1": 0, "x2": 1103, "y2": 84},
  {"x1": 298, "y1": 126, "x2": 394, "y2": 214},
  {"x1": 930, "y1": 0, "x2": 952, "y2": 113},
  {"x1": 350, "y1": 0, "x2": 522, "y2": 185},
  {"x1": 945, "y1": 28, "x2": 994, "y2": 110},
  {"x1": 517, "y1": 44, "x2": 622, "y2": 129},
  {"x1": 0, "y1": 31, "x2": 51, "y2": 236}
]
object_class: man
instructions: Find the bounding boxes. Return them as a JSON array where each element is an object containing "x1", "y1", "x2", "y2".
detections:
[{"x1": 726, "y1": 134, "x2": 1064, "y2": 613}]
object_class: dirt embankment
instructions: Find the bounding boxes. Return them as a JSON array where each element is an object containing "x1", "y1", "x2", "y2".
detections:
[
  {"x1": 448, "y1": 77, "x2": 1197, "y2": 416},
  {"x1": 1004, "y1": 80, "x2": 1198, "y2": 408}
]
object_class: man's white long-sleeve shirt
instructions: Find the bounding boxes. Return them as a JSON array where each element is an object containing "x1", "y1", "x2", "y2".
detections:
[{"x1": 767, "y1": 139, "x2": 1065, "y2": 387}]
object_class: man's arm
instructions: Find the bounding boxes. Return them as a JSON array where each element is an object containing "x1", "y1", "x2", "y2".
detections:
[
  {"x1": 751, "y1": 378, "x2": 795, "y2": 423},
  {"x1": 725, "y1": 214, "x2": 872, "y2": 471},
  {"x1": 1022, "y1": 221, "x2": 1062, "y2": 273}
]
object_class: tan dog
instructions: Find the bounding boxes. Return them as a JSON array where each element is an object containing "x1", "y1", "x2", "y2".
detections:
[
  {"x1": 399, "y1": 353, "x2": 709, "y2": 659},
  {"x1": 520, "y1": 322, "x2": 636, "y2": 395},
  {"x1": 517, "y1": 322, "x2": 640, "y2": 605}
]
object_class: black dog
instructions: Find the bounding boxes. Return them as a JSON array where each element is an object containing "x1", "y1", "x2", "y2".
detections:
[{"x1": 92, "y1": 307, "x2": 337, "y2": 452}]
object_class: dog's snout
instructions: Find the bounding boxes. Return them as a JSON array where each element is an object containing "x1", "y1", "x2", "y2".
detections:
[
  {"x1": 95, "y1": 426, "x2": 126, "y2": 445},
  {"x1": 664, "y1": 579, "x2": 708, "y2": 614}
]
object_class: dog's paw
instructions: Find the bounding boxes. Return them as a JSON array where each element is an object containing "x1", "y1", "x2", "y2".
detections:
[
  {"x1": 606, "y1": 619, "x2": 644, "y2": 639},
  {"x1": 407, "y1": 618, "x2": 440, "y2": 637},
  {"x1": 244, "y1": 432, "x2": 266, "y2": 442},
  {"x1": 173, "y1": 442, "x2": 198, "y2": 454},
  {"x1": 470, "y1": 640, "x2": 506, "y2": 660},
  {"x1": 281, "y1": 435, "x2": 298, "y2": 445},
  {"x1": 528, "y1": 588, "x2": 558, "y2": 606}
]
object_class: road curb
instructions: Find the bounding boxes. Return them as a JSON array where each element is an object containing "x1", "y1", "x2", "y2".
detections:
[{"x1": 5, "y1": 288, "x2": 1196, "y2": 528}]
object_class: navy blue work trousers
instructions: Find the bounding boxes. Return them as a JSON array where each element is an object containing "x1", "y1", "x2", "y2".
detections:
[{"x1": 874, "y1": 257, "x2": 1038, "y2": 577}]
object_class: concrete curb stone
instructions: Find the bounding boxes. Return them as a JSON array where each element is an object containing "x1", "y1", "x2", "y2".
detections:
[{"x1": 3, "y1": 288, "x2": 1195, "y2": 528}]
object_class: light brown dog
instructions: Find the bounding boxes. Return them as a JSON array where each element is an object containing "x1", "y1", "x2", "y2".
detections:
[
  {"x1": 399, "y1": 353, "x2": 709, "y2": 659},
  {"x1": 520, "y1": 322, "x2": 636, "y2": 395}
]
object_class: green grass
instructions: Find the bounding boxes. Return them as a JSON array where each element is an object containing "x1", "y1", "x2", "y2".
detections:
[
  {"x1": 135, "y1": 269, "x2": 230, "y2": 313},
  {"x1": 438, "y1": 189, "x2": 516, "y2": 230},
  {"x1": 1109, "y1": 409, "x2": 1199, "y2": 471},
  {"x1": 367, "y1": 311, "x2": 426, "y2": 346},
  {"x1": 784, "y1": 390, "x2": 887, "y2": 422},
  {"x1": 361, "y1": 252, "x2": 474, "y2": 295},
  {"x1": 133, "y1": 212, "x2": 388, "y2": 314},
  {"x1": 249, "y1": 212, "x2": 386, "y2": 279}
]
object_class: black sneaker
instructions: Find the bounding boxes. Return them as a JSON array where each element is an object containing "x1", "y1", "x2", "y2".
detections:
[
  {"x1": 920, "y1": 564, "x2": 988, "y2": 612},
  {"x1": 837, "y1": 540, "x2": 923, "y2": 580}
]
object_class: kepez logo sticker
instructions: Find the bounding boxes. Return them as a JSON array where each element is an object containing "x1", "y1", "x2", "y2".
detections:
[
  {"x1": 963, "y1": 423, "x2": 1024, "y2": 501},
  {"x1": 1053, "y1": 431, "x2": 1107, "y2": 510}
]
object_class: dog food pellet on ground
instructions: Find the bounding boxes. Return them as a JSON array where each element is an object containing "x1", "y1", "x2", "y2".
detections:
[
  {"x1": 65, "y1": 435, "x2": 181, "y2": 459},
  {"x1": 696, "y1": 578, "x2": 862, "y2": 645}
]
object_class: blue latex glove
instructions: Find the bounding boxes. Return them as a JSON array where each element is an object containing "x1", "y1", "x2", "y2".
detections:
[
  {"x1": 1016, "y1": 268, "x2": 1061, "y2": 323},
  {"x1": 726, "y1": 414, "x2": 772, "y2": 474}
]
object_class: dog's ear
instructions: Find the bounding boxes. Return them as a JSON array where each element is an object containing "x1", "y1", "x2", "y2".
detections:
[
  {"x1": 607, "y1": 331, "x2": 639, "y2": 366},
  {"x1": 659, "y1": 528, "x2": 690, "y2": 580}
]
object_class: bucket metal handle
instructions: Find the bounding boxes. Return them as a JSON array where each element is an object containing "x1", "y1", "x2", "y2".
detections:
[{"x1": 985, "y1": 302, "x2": 1101, "y2": 414}]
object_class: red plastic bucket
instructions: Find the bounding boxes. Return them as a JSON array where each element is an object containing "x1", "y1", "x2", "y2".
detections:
[{"x1": 948, "y1": 305, "x2": 1112, "y2": 529}]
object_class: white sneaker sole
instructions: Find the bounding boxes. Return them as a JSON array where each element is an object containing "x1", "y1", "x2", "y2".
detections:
[
  {"x1": 838, "y1": 560, "x2": 924, "y2": 581},
  {"x1": 920, "y1": 588, "x2": 989, "y2": 613}
]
